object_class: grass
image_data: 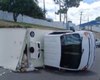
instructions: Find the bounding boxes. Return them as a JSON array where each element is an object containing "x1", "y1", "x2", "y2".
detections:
[{"x1": 0, "y1": 19, "x2": 65, "y2": 30}]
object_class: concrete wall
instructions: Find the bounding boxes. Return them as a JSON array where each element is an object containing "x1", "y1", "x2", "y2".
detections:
[
  {"x1": 0, "y1": 10, "x2": 80, "y2": 31},
  {"x1": 84, "y1": 25, "x2": 100, "y2": 32},
  {"x1": 0, "y1": 10, "x2": 67, "y2": 29},
  {"x1": 0, "y1": 11, "x2": 14, "y2": 21},
  {"x1": 92, "y1": 26, "x2": 100, "y2": 32}
]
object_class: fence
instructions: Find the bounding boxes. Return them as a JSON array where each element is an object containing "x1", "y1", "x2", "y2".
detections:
[{"x1": 0, "y1": 10, "x2": 66, "y2": 29}]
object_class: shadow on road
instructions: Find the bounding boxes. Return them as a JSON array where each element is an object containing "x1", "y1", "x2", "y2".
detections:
[
  {"x1": 44, "y1": 68, "x2": 97, "y2": 77},
  {"x1": 0, "y1": 67, "x2": 98, "y2": 78}
]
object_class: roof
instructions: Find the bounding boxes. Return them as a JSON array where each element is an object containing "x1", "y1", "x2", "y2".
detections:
[{"x1": 79, "y1": 20, "x2": 100, "y2": 27}]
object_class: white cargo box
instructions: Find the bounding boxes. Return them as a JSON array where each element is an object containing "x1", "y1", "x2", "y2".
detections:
[
  {"x1": 0, "y1": 28, "x2": 54, "y2": 71},
  {"x1": 0, "y1": 28, "x2": 26, "y2": 71}
]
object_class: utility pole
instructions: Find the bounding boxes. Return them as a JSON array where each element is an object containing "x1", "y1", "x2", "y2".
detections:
[
  {"x1": 59, "y1": 1, "x2": 61, "y2": 22},
  {"x1": 87, "y1": 15, "x2": 89, "y2": 22},
  {"x1": 43, "y1": 0, "x2": 46, "y2": 17},
  {"x1": 66, "y1": 11, "x2": 68, "y2": 29},
  {"x1": 87, "y1": 15, "x2": 89, "y2": 30},
  {"x1": 65, "y1": 6, "x2": 68, "y2": 30},
  {"x1": 80, "y1": 11, "x2": 83, "y2": 26}
]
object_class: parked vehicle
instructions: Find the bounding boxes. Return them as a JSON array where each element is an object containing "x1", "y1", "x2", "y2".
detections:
[{"x1": 96, "y1": 38, "x2": 100, "y2": 48}]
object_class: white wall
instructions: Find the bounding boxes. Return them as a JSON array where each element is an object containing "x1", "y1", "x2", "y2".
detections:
[
  {"x1": 0, "y1": 11, "x2": 14, "y2": 21},
  {"x1": 0, "y1": 10, "x2": 80, "y2": 31},
  {"x1": 92, "y1": 26, "x2": 100, "y2": 32},
  {"x1": 0, "y1": 10, "x2": 67, "y2": 29},
  {"x1": 83, "y1": 25, "x2": 100, "y2": 32}
]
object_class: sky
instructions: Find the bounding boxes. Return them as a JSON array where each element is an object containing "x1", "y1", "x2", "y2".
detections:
[
  {"x1": 83, "y1": 0, "x2": 95, "y2": 3},
  {"x1": 39, "y1": 0, "x2": 100, "y2": 25}
]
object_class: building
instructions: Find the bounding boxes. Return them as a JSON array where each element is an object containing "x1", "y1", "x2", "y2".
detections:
[{"x1": 79, "y1": 20, "x2": 100, "y2": 32}]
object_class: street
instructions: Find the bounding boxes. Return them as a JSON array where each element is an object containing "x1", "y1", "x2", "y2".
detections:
[{"x1": 0, "y1": 48, "x2": 100, "y2": 80}]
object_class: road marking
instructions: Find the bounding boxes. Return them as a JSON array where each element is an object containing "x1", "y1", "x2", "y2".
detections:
[
  {"x1": 0, "y1": 70, "x2": 12, "y2": 77},
  {"x1": 0, "y1": 72, "x2": 6, "y2": 76}
]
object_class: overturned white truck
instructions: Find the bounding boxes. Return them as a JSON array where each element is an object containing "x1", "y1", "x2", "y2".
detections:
[{"x1": 0, "y1": 28, "x2": 95, "y2": 71}]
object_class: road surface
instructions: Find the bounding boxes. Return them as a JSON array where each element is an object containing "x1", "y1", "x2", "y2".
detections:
[{"x1": 0, "y1": 48, "x2": 100, "y2": 80}]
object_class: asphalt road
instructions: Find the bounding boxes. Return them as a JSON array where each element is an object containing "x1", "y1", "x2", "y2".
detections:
[{"x1": 0, "y1": 48, "x2": 100, "y2": 80}]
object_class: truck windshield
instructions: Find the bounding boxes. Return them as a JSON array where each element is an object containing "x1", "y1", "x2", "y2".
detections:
[
  {"x1": 61, "y1": 34, "x2": 82, "y2": 53},
  {"x1": 60, "y1": 34, "x2": 82, "y2": 69}
]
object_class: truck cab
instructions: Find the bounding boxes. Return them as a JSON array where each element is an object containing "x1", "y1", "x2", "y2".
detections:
[{"x1": 44, "y1": 31, "x2": 95, "y2": 71}]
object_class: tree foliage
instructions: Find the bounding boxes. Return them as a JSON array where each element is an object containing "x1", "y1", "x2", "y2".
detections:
[
  {"x1": 54, "y1": 0, "x2": 82, "y2": 22},
  {"x1": 0, "y1": 0, "x2": 45, "y2": 22},
  {"x1": 54, "y1": 0, "x2": 82, "y2": 13},
  {"x1": 95, "y1": 16, "x2": 100, "y2": 21}
]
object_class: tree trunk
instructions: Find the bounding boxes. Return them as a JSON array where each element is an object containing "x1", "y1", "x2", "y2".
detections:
[
  {"x1": 66, "y1": 9, "x2": 68, "y2": 29},
  {"x1": 13, "y1": 13, "x2": 19, "y2": 22},
  {"x1": 59, "y1": 2, "x2": 61, "y2": 22}
]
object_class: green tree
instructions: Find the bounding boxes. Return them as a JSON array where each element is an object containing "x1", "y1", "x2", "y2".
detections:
[
  {"x1": 95, "y1": 16, "x2": 100, "y2": 20},
  {"x1": 54, "y1": 0, "x2": 82, "y2": 22},
  {"x1": 0, "y1": 0, "x2": 45, "y2": 22}
]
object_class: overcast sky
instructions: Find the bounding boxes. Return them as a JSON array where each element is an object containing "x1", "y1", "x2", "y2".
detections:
[{"x1": 39, "y1": 0, "x2": 100, "y2": 25}]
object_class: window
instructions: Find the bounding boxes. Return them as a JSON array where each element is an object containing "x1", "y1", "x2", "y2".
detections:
[{"x1": 61, "y1": 34, "x2": 82, "y2": 54}]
